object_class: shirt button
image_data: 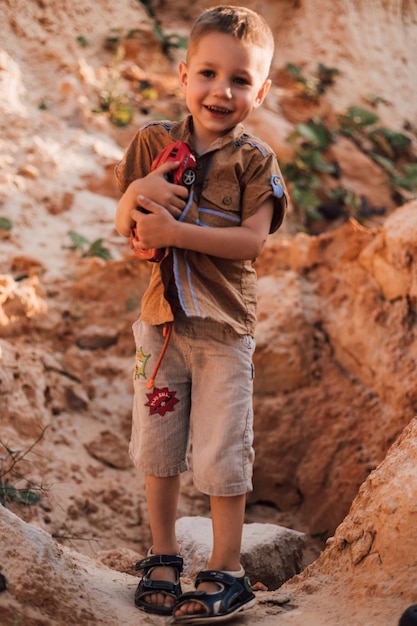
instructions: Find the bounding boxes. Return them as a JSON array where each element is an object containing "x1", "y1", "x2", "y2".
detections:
[
  {"x1": 223, "y1": 196, "x2": 232, "y2": 205},
  {"x1": 196, "y1": 162, "x2": 203, "y2": 170}
]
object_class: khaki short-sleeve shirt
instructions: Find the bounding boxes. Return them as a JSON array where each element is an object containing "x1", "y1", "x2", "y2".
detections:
[{"x1": 115, "y1": 116, "x2": 288, "y2": 335}]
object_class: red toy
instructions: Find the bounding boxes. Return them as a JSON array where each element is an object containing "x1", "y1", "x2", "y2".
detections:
[{"x1": 130, "y1": 142, "x2": 196, "y2": 262}]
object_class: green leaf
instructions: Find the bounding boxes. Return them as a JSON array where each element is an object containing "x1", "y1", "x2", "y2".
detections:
[
  {"x1": 326, "y1": 186, "x2": 347, "y2": 202},
  {"x1": 370, "y1": 127, "x2": 411, "y2": 153},
  {"x1": 109, "y1": 102, "x2": 134, "y2": 127},
  {"x1": 285, "y1": 62, "x2": 305, "y2": 82},
  {"x1": 281, "y1": 163, "x2": 298, "y2": 182},
  {"x1": 340, "y1": 106, "x2": 379, "y2": 128},
  {"x1": 14, "y1": 488, "x2": 41, "y2": 505},
  {"x1": 306, "y1": 208, "x2": 324, "y2": 220},
  {"x1": 76, "y1": 35, "x2": 90, "y2": 47},
  {"x1": 306, "y1": 173, "x2": 322, "y2": 189},
  {"x1": 66, "y1": 232, "x2": 112, "y2": 259},
  {"x1": 370, "y1": 152, "x2": 396, "y2": 173},
  {"x1": 85, "y1": 239, "x2": 113, "y2": 260},
  {"x1": 296, "y1": 121, "x2": 331, "y2": 149},
  {"x1": 137, "y1": 0, "x2": 155, "y2": 18},
  {"x1": 67, "y1": 231, "x2": 90, "y2": 250},
  {"x1": 317, "y1": 63, "x2": 340, "y2": 85},
  {"x1": 393, "y1": 163, "x2": 417, "y2": 191},
  {"x1": 299, "y1": 147, "x2": 336, "y2": 173},
  {"x1": 292, "y1": 186, "x2": 321, "y2": 209},
  {"x1": 0, "y1": 217, "x2": 12, "y2": 230},
  {"x1": 1, "y1": 483, "x2": 40, "y2": 505},
  {"x1": 165, "y1": 33, "x2": 188, "y2": 50},
  {"x1": 104, "y1": 27, "x2": 124, "y2": 50}
]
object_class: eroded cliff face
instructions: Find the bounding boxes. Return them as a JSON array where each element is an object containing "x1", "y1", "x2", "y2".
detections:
[
  {"x1": 0, "y1": 0, "x2": 417, "y2": 623},
  {"x1": 252, "y1": 204, "x2": 417, "y2": 535}
]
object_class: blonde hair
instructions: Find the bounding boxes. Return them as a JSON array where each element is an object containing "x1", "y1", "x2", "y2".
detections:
[{"x1": 188, "y1": 5, "x2": 275, "y2": 75}]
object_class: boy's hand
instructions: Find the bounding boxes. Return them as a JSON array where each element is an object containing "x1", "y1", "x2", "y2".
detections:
[
  {"x1": 115, "y1": 158, "x2": 191, "y2": 239},
  {"x1": 131, "y1": 195, "x2": 177, "y2": 250},
  {"x1": 134, "y1": 161, "x2": 188, "y2": 216}
]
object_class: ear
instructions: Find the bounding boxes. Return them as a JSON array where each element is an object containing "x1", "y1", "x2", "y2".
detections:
[
  {"x1": 178, "y1": 61, "x2": 188, "y2": 92},
  {"x1": 254, "y1": 78, "x2": 271, "y2": 108}
]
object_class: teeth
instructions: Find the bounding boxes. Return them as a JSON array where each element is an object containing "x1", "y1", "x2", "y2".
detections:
[{"x1": 207, "y1": 105, "x2": 229, "y2": 113}]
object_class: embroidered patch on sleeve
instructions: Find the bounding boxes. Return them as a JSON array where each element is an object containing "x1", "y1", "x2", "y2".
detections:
[
  {"x1": 134, "y1": 347, "x2": 151, "y2": 380},
  {"x1": 145, "y1": 386, "x2": 179, "y2": 416}
]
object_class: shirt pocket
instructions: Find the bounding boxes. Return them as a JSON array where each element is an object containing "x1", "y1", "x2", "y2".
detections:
[{"x1": 197, "y1": 184, "x2": 241, "y2": 228}]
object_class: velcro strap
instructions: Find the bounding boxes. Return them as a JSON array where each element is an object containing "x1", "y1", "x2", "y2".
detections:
[
  {"x1": 195, "y1": 570, "x2": 237, "y2": 587},
  {"x1": 135, "y1": 554, "x2": 183, "y2": 573}
]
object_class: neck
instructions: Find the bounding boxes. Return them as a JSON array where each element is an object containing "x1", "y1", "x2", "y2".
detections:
[{"x1": 190, "y1": 120, "x2": 236, "y2": 156}]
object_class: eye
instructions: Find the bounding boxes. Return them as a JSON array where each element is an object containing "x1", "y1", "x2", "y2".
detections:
[
  {"x1": 201, "y1": 69, "x2": 215, "y2": 78},
  {"x1": 233, "y1": 76, "x2": 250, "y2": 86}
]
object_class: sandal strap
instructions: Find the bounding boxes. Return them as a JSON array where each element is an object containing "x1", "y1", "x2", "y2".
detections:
[
  {"x1": 195, "y1": 569, "x2": 241, "y2": 586},
  {"x1": 135, "y1": 553, "x2": 184, "y2": 574},
  {"x1": 173, "y1": 568, "x2": 255, "y2": 620},
  {"x1": 135, "y1": 554, "x2": 184, "y2": 616}
]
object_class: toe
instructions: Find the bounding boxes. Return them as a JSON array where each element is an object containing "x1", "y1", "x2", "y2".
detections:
[{"x1": 175, "y1": 600, "x2": 205, "y2": 617}]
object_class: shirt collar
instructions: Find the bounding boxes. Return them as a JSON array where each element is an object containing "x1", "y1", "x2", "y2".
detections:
[{"x1": 170, "y1": 115, "x2": 245, "y2": 155}]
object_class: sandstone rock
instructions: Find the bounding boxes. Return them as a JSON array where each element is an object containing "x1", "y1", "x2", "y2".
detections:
[
  {"x1": 0, "y1": 506, "x2": 139, "y2": 626},
  {"x1": 176, "y1": 516, "x2": 306, "y2": 590},
  {"x1": 0, "y1": 274, "x2": 47, "y2": 326},
  {"x1": 84, "y1": 430, "x2": 132, "y2": 469},
  {"x1": 359, "y1": 200, "x2": 417, "y2": 301},
  {"x1": 328, "y1": 136, "x2": 396, "y2": 212},
  {"x1": 279, "y1": 418, "x2": 417, "y2": 623},
  {"x1": 76, "y1": 325, "x2": 118, "y2": 350},
  {"x1": 254, "y1": 272, "x2": 316, "y2": 394}
]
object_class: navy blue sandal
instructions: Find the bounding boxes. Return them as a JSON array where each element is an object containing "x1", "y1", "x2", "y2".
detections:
[
  {"x1": 134, "y1": 553, "x2": 183, "y2": 616},
  {"x1": 173, "y1": 569, "x2": 256, "y2": 624}
]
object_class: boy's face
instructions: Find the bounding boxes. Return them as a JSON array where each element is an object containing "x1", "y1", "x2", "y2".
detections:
[{"x1": 179, "y1": 32, "x2": 271, "y2": 147}]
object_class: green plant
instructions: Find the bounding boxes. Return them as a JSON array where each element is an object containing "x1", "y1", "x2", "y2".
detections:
[
  {"x1": 0, "y1": 434, "x2": 46, "y2": 508},
  {"x1": 283, "y1": 118, "x2": 341, "y2": 220},
  {"x1": 94, "y1": 45, "x2": 135, "y2": 127},
  {"x1": 0, "y1": 217, "x2": 12, "y2": 230},
  {"x1": 338, "y1": 105, "x2": 416, "y2": 203},
  {"x1": 137, "y1": 0, "x2": 188, "y2": 58},
  {"x1": 95, "y1": 1, "x2": 188, "y2": 127},
  {"x1": 282, "y1": 65, "x2": 417, "y2": 232},
  {"x1": 76, "y1": 35, "x2": 90, "y2": 47},
  {"x1": 393, "y1": 163, "x2": 417, "y2": 192},
  {"x1": 66, "y1": 231, "x2": 113, "y2": 260},
  {"x1": 285, "y1": 62, "x2": 339, "y2": 98},
  {"x1": 338, "y1": 105, "x2": 379, "y2": 130}
]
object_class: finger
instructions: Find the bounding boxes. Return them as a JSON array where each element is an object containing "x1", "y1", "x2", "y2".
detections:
[
  {"x1": 172, "y1": 184, "x2": 189, "y2": 199},
  {"x1": 130, "y1": 206, "x2": 148, "y2": 222},
  {"x1": 154, "y1": 160, "x2": 181, "y2": 175},
  {"x1": 136, "y1": 195, "x2": 160, "y2": 213},
  {"x1": 171, "y1": 194, "x2": 187, "y2": 210}
]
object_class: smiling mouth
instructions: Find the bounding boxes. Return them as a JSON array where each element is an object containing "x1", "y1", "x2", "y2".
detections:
[{"x1": 205, "y1": 105, "x2": 231, "y2": 114}]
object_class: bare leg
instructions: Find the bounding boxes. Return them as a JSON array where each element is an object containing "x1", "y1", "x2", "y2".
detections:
[
  {"x1": 142, "y1": 474, "x2": 181, "y2": 610},
  {"x1": 208, "y1": 494, "x2": 245, "y2": 571},
  {"x1": 174, "y1": 493, "x2": 246, "y2": 618}
]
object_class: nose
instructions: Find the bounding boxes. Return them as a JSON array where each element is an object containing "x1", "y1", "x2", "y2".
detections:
[{"x1": 212, "y1": 79, "x2": 232, "y2": 99}]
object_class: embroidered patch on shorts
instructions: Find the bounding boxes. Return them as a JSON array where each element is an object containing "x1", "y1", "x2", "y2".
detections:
[
  {"x1": 145, "y1": 386, "x2": 179, "y2": 416},
  {"x1": 134, "y1": 347, "x2": 151, "y2": 380}
]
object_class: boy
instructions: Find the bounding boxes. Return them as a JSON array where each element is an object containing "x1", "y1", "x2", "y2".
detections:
[{"x1": 114, "y1": 5, "x2": 287, "y2": 624}]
